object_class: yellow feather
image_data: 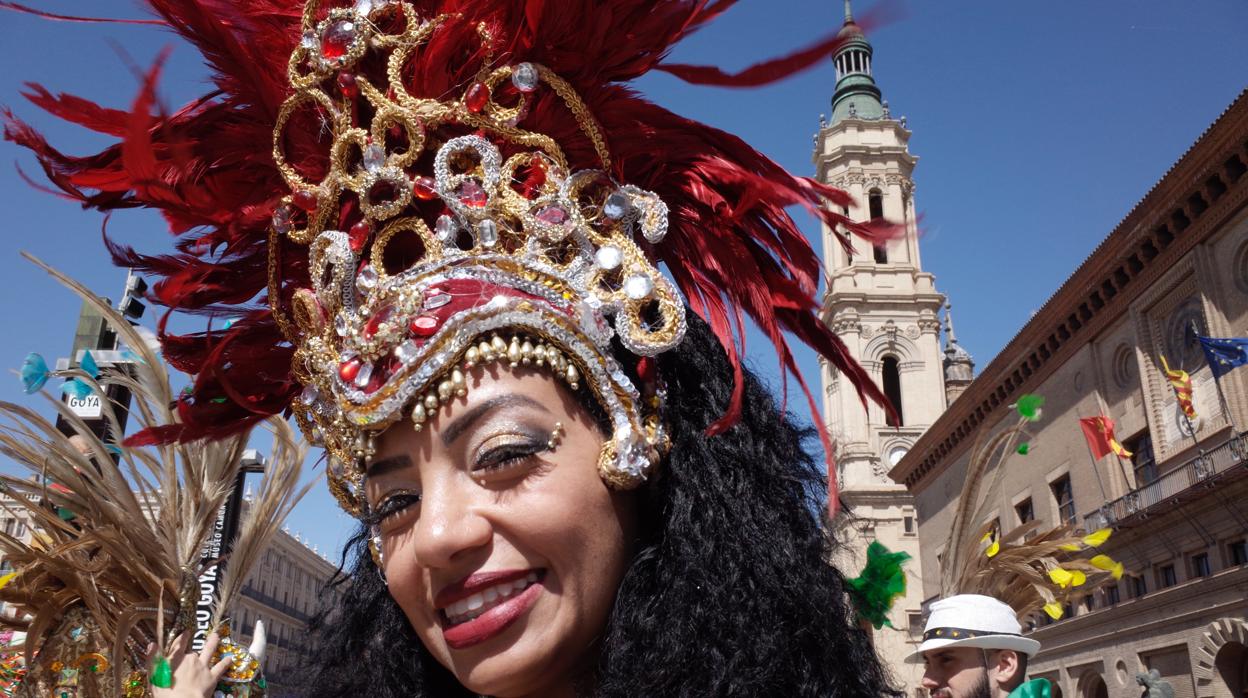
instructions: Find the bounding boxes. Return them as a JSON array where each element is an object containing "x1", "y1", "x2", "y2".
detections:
[
  {"x1": 1081, "y1": 529, "x2": 1111, "y2": 547},
  {"x1": 1043, "y1": 602, "x2": 1064, "y2": 619}
]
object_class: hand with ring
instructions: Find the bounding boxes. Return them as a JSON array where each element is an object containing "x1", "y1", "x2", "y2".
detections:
[{"x1": 147, "y1": 631, "x2": 232, "y2": 698}]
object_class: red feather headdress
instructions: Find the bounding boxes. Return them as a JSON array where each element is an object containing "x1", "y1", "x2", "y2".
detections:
[{"x1": 4, "y1": 0, "x2": 894, "y2": 512}]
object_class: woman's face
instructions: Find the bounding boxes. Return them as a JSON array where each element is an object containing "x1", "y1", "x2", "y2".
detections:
[{"x1": 365, "y1": 361, "x2": 637, "y2": 697}]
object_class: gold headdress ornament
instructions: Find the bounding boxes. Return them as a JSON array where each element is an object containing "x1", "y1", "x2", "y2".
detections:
[
  {"x1": 278, "y1": 3, "x2": 686, "y2": 517},
  {"x1": 0, "y1": 257, "x2": 308, "y2": 695},
  {"x1": 940, "y1": 398, "x2": 1126, "y2": 621}
]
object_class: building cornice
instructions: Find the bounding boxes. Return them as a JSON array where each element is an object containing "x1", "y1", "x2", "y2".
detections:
[{"x1": 890, "y1": 89, "x2": 1248, "y2": 490}]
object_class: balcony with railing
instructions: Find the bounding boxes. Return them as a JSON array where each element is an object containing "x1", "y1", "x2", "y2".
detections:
[{"x1": 1084, "y1": 432, "x2": 1248, "y2": 530}]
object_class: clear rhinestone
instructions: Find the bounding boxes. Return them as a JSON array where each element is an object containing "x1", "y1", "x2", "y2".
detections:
[
  {"x1": 511, "y1": 62, "x2": 539, "y2": 93},
  {"x1": 300, "y1": 384, "x2": 320, "y2": 406},
  {"x1": 356, "y1": 265, "x2": 378, "y2": 292},
  {"x1": 435, "y1": 214, "x2": 456, "y2": 242},
  {"x1": 353, "y1": 361, "x2": 374, "y2": 388},
  {"x1": 423, "y1": 292, "x2": 451, "y2": 310},
  {"x1": 328, "y1": 457, "x2": 345, "y2": 478},
  {"x1": 604, "y1": 191, "x2": 632, "y2": 220},
  {"x1": 595, "y1": 245, "x2": 623, "y2": 270},
  {"x1": 394, "y1": 339, "x2": 419, "y2": 364},
  {"x1": 362, "y1": 144, "x2": 386, "y2": 173},
  {"x1": 272, "y1": 205, "x2": 293, "y2": 235},
  {"x1": 624, "y1": 274, "x2": 654, "y2": 299},
  {"x1": 301, "y1": 31, "x2": 317, "y2": 50},
  {"x1": 353, "y1": 0, "x2": 374, "y2": 15},
  {"x1": 335, "y1": 314, "x2": 350, "y2": 337},
  {"x1": 477, "y1": 220, "x2": 499, "y2": 248}
]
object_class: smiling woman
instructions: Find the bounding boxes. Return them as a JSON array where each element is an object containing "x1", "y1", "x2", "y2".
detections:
[
  {"x1": 4, "y1": 0, "x2": 902, "y2": 696},
  {"x1": 302, "y1": 316, "x2": 898, "y2": 697}
]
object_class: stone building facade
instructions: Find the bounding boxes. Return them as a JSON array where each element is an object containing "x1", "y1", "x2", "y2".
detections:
[
  {"x1": 890, "y1": 89, "x2": 1248, "y2": 698},
  {"x1": 815, "y1": 2, "x2": 972, "y2": 691}
]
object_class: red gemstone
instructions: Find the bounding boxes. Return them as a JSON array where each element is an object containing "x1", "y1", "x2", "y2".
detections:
[
  {"x1": 338, "y1": 356, "x2": 362, "y2": 382},
  {"x1": 408, "y1": 315, "x2": 439, "y2": 337},
  {"x1": 636, "y1": 356, "x2": 656, "y2": 385},
  {"x1": 368, "y1": 178, "x2": 398, "y2": 204},
  {"x1": 363, "y1": 363, "x2": 388, "y2": 394},
  {"x1": 293, "y1": 190, "x2": 319, "y2": 212},
  {"x1": 527, "y1": 154, "x2": 546, "y2": 187},
  {"x1": 456, "y1": 180, "x2": 487, "y2": 208},
  {"x1": 536, "y1": 206, "x2": 568, "y2": 225},
  {"x1": 363, "y1": 305, "x2": 394, "y2": 340},
  {"x1": 337, "y1": 73, "x2": 359, "y2": 98},
  {"x1": 465, "y1": 82, "x2": 490, "y2": 113},
  {"x1": 412, "y1": 176, "x2": 437, "y2": 200},
  {"x1": 349, "y1": 221, "x2": 371, "y2": 253},
  {"x1": 321, "y1": 19, "x2": 356, "y2": 60}
]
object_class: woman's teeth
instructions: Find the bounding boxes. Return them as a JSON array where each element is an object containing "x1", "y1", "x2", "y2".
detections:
[{"x1": 444, "y1": 573, "x2": 539, "y2": 625}]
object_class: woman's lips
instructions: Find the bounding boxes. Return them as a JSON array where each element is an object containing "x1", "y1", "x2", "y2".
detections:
[{"x1": 441, "y1": 576, "x2": 544, "y2": 650}]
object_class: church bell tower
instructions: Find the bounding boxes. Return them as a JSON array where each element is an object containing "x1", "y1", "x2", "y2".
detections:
[{"x1": 815, "y1": 1, "x2": 971, "y2": 690}]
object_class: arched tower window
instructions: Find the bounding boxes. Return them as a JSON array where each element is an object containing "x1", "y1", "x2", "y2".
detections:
[
  {"x1": 882, "y1": 355, "x2": 904, "y2": 427},
  {"x1": 869, "y1": 190, "x2": 887, "y2": 263}
]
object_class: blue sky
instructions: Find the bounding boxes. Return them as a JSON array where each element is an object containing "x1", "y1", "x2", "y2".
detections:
[{"x1": 1, "y1": 1, "x2": 1245, "y2": 556}]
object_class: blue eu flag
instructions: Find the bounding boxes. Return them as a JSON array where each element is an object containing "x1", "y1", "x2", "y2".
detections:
[{"x1": 1198, "y1": 336, "x2": 1248, "y2": 378}]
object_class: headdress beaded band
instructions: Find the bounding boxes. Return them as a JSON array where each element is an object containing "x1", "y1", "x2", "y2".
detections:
[{"x1": 7, "y1": 0, "x2": 899, "y2": 518}]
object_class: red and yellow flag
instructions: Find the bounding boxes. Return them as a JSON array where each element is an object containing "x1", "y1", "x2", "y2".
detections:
[
  {"x1": 1079, "y1": 416, "x2": 1133, "y2": 459},
  {"x1": 1160, "y1": 355, "x2": 1197, "y2": 420}
]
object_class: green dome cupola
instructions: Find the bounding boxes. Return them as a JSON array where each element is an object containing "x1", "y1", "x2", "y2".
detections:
[{"x1": 830, "y1": 0, "x2": 885, "y2": 123}]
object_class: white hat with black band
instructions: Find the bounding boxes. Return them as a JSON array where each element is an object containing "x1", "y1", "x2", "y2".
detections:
[{"x1": 905, "y1": 594, "x2": 1041, "y2": 664}]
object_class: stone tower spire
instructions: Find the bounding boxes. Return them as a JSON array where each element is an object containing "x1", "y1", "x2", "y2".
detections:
[
  {"x1": 830, "y1": 0, "x2": 884, "y2": 123},
  {"x1": 814, "y1": 3, "x2": 953, "y2": 691},
  {"x1": 943, "y1": 302, "x2": 975, "y2": 404}
]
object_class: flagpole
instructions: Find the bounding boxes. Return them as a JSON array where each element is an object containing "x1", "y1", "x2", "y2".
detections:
[
  {"x1": 1192, "y1": 322, "x2": 1242, "y2": 438},
  {"x1": 1095, "y1": 391, "x2": 1135, "y2": 492},
  {"x1": 1162, "y1": 354, "x2": 1212, "y2": 481},
  {"x1": 1075, "y1": 409, "x2": 1110, "y2": 499},
  {"x1": 1076, "y1": 410, "x2": 1119, "y2": 531}
]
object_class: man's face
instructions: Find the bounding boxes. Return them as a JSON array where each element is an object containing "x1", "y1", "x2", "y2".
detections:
[{"x1": 921, "y1": 647, "x2": 993, "y2": 698}]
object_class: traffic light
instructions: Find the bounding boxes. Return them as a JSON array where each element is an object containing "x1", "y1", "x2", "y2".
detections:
[{"x1": 120, "y1": 273, "x2": 147, "y2": 321}]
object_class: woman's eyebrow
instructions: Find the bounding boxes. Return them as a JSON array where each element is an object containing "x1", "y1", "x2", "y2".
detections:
[
  {"x1": 365, "y1": 453, "x2": 413, "y2": 479},
  {"x1": 440, "y1": 393, "x2": 550, "y2": 446}
]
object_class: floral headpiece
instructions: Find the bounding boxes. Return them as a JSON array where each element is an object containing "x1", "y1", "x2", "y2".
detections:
[{"x1": 6, "y1": 0, "x2": 895, "y2": 515}]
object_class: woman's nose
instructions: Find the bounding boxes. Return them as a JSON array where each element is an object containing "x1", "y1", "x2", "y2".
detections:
[{"x1": 409, "y1": 479, "x2": 492, "y2": 568}]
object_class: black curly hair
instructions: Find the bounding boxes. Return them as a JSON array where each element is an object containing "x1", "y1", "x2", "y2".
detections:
[{"x1": 300, "y1": 313, "x2": 900, "y2": 697}]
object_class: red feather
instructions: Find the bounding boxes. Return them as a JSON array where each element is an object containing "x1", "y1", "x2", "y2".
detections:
[{"x1": 5, "y1": 0, "x2": 903, "y2": 516}]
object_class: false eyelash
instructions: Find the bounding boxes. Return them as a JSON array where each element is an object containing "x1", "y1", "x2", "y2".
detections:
[{"x1": 362, "y1": 490, "x2": 421, "y2": 526}]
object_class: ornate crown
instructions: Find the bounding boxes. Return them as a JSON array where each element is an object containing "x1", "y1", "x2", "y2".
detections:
[{"x1": 275, "y1": 1, "x2": 685, "y2": 515}]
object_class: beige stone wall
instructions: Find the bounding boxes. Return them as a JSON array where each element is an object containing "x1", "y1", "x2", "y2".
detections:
[{"x1": 898, "y1": 93, "x2": 1248, "y2": 698}]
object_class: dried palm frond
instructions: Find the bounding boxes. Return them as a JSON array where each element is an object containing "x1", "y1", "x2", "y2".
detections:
[
  {"x1": 0, "y1": 255, "x2": 309, "y2": 695},
  {"x1": 938, "y1": 412, "x2": 1124, "y2": 621}
]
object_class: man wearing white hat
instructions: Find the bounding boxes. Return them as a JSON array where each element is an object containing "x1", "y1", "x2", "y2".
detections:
[{"x1": 907, "y1": 594, "x2": 1051, "y2": 698}]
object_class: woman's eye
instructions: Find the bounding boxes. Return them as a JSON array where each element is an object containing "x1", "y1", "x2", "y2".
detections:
[
  {"x1": 472, "y1": 441, "x2": 545, "y2": 478},
  {"x1": 369, "y1": 491, "x2": 421, "y2": 527}
]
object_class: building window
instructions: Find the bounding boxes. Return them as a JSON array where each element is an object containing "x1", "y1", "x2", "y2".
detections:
[
  {"x1": 906, "y1": 612, "x2": 924, "y2": 638},
  {"x1": 1126, "y1": 432, "x2": 1157, "y2": 486},
  {"x1": 873, "y1": 244, "x2": 889, "y2": 264},
  {"x1": 1191, "y1": 552, "x2": 1211, "y2": 578},
  {"x1": 1157, "y1": 564, "x2": 1177, "y2": 589},
  {"x1": 1229, "y1": 539, "x2": 1248, "y2": 566},
  {"x1": 1050, "y1": 475, "x2": 1075, "y2": 526},
  {"x1": 903, "y1": 515, "x2": 915, "y2": 535},
  {"x1": 1128, "y1": 575, "x2": 1147, "y2": 598},
  {"x1": 882, "y1": 356, "x2": 904, "y2": 427},
  {"x1": 1015, "y1": 498, "x2": 1034, "y2": 526},
  {"x1": 1104, "y1": 584, "x2": 1120, "y2": 606},
  {"x1": 868, "y1": 191, "x2": 884, "y2": 220}
]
